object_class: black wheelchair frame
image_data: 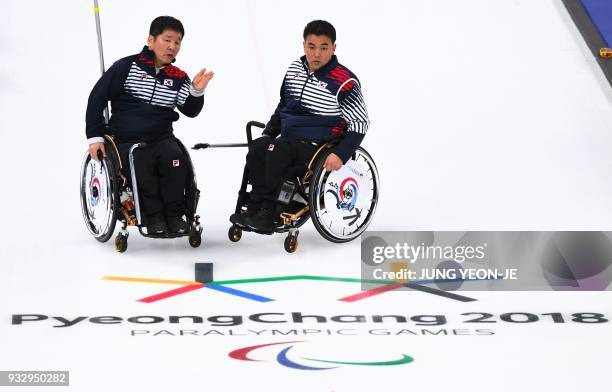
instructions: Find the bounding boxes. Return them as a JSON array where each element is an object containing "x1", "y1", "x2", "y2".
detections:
[
  {"x1": 193, "y1": 121, "x2": 380, "y2": 253},
  {"x1": 80, "y1": 135, "x2": 203, "y2": 252}
]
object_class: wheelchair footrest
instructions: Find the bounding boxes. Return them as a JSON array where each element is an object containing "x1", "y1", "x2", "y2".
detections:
[
  {"x1": 235, "y1": 225, "x2": 276, "y2": 235},
  {"x1": 137, "y1": 227, "x2": 193, "y2": 239}
]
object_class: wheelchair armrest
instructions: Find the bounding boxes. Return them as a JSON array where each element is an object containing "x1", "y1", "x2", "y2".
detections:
[
  {"x1": 246, "y1": 121, "x2": 266, "y2": 145},
  {"x1": 247, "y1": 120, "x2": 266, "y2": 129}
]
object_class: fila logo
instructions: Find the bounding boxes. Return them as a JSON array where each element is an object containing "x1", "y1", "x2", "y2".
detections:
[
  {"x1": 164, "y1": 79, "x2": 173, "y2": 87},
  {"x1": 316, "y1": 81, "x2": 328, "y2": 89},
  {"x1": 267, "y1": 144, "x2": 275, "y2": 151},
  {"x1": 140, "y1": 72, "x2": 148, "y2": 80},
  {"x1": 172, "y1": 160, "x2": 180, "y2": 167}
]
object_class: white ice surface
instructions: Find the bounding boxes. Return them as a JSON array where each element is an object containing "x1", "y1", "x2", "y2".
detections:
[{"x1": 1, "y1": 1, "x2": 611, "y2": 391}]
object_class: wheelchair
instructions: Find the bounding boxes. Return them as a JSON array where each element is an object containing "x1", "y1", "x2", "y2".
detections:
[
  {"x1": 193, "y1": 121, "x2": 380, "y2": 253},
  {"x1": 80, "y1": 135, "x2": 203, "y2": 252}
]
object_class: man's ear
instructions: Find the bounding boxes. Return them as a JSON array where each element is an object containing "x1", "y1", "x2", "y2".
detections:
[
  {"x1": 331, "y1": 43, "x2": 337, "y2": 55},
  {"x1": 147, "y1": 35, "x2": 154, "y2": 49}
]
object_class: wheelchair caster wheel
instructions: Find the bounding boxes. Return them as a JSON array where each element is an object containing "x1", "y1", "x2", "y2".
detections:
[
  {"x1": 284, "y1": 235, "x2": 298, "y2": 253},
  {"x1": 228, "y1": 225, "x2": 242, "y2": 242},
  {"x1": 115, "y1": 233, "x2": 128, "y2": 253},
  {"x1": 189, "y1": 233, "x2": 202, "y2": 248}
]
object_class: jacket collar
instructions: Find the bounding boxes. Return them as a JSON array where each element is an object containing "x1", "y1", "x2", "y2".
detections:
[
  {"x1": 138, "y1": 45, "x2": 176, "y2": 68},
  {"x1": 300, "y1": 54, "x2": 338, "y2": 77}
]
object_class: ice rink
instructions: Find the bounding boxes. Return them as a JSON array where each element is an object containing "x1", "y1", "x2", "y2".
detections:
[{"x1": 1, "y1": 0, "x2": 612, "y2": 390}]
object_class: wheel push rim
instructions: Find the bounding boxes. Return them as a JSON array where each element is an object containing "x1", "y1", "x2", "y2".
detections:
[
  {"x1": 313, "y1": 148, "x2": 379, "y2": 241},
  {"x1": 81, "y1": 153, "x2": 116, "y2": 239}
]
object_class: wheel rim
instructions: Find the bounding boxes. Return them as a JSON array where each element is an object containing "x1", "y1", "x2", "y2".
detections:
[
  {"x1": 81, "y1": 153, "x2": 116, "y2": 239},
  {"x1": 312, "y1": 148, "x2": 379, "y2": 241}
]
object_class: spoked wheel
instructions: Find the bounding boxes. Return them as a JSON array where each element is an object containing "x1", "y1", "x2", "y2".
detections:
[
  {"x1": 80, "y1": 150, "x2": 120, "y2": 243},
  {"x1": 309, "y1": 147, "x2": 380, "y2": 243}
]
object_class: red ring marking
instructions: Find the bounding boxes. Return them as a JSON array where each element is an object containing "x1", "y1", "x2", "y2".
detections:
[{"x1": 229, "y1": 341, "x2": 304, "y2": 361}]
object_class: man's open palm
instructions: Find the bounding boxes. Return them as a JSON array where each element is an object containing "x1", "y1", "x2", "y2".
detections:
[{"x1": 192, "y1": 68, "x2": 214, "y2": 91}]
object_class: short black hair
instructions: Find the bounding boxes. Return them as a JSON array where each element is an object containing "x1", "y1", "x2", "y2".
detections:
[
  {"x1": 303, "y1": 20, "x2": 336, "y2": 43},
  {"x1": 149, "y1": 16, "x2": 184, "y2": 39}
]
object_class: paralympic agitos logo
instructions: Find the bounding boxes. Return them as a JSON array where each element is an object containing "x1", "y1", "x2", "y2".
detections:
[{"x1": 229, "y1": 340, "x2": 414, "y2": 371}]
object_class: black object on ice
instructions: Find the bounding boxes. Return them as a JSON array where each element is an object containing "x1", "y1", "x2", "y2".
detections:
[{"x1": 195, "y1": 262, "x2": 213, "y2": 283}]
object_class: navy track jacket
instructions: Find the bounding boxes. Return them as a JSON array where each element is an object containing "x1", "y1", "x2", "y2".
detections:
[
  {"x1": 85, "y1": 46, "x2": 204, "y2": 143},
  {"x1": 263, "y1": 55, "x2": 369, "y2": 163}
]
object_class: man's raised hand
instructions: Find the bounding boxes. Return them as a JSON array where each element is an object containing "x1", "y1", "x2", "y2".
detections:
[{"x1": 192, "y1": 68, "x2": 214, "y2": 91}]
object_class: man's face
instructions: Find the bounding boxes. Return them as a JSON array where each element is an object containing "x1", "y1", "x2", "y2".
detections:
[
  {"x1": 303, "y1": 34, "x2": 336, "y2": 72},
  {"x1": 147, "y1": 29, "x2": 182, "y2": 67}
]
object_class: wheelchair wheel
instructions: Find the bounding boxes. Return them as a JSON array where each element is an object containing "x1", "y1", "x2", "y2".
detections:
[
  {"x1": 115, "y1": 232, "x2": 128, "y2": 252},
  {"x1": 309, "y1": 147, "x2": 379, "y2": 243},
  {"x1": 80, "y1": 151, "x2": 120, "y2": 243},
  {"x1": 284, "y1": 233, "x2": 298, "y2": 253},
  {"x1": 228, "y1": 225, "x2": 242, "y2": 242},
  {"x1": 189, "y1": 231, "x2": 202, "y2": 248}
]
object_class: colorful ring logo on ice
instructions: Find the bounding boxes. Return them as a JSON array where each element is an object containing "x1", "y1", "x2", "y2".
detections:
[{"x1": 229, "y1": 340, "x2": 414, "y2": 370}]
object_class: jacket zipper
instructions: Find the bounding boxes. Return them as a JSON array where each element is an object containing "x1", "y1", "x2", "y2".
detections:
[
  {"x1": 299, "y1": 61, "x2": 312, "y2": 101},
  {"x1": 149, "y1": 76, "x2": 158, "y2": 104}
]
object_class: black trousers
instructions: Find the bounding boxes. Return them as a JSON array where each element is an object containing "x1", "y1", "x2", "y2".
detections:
[
  {"x1": 246, "y1": 137, "x2": 318, "y2": 210},
  {"x1": 118, "y1": 136, "x2": 187, "y2": 221}
]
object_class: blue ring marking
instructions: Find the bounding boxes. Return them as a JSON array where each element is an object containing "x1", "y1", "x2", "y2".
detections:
[
  {"x1": 276, "y1": 346, "x2": 337, "y2": 371},
  {"x1": 204, "y1": 284, "x2": 274, "y2": 302}
]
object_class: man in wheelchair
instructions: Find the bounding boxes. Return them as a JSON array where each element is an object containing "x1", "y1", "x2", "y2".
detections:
[
  {"x1": 230, "y1": 20, "x2": 370, "y2": 232},
  {"x1": 85, "y1": 16, "x2": 213, "y2": 235}
]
